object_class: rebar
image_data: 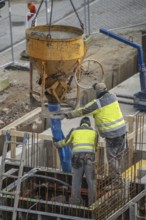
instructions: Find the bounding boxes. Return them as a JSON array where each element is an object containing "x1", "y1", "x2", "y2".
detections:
[{"x1": 0, "y1": 113, "x2": 145, "y2": 219}]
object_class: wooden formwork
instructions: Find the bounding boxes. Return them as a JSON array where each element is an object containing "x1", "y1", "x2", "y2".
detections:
[
  {"x1": 0, "y1": 107, "x2": 60, "y2": 169},
  {"x1": 0, "y1": 110, "x2": 145, "y2": 220},
  {"x1": 96, "y1": 113, "x2": 146, "y2": 177},
  {"x1": 0, "y1": 108, "x2": 145, "y2": 171}
]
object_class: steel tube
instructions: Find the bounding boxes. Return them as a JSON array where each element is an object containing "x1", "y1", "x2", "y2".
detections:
[
  {"x1": 0, "y1": 205, "x2": 94, "y2": 220},
  {"x1": 45, "y1": 0, "x2": 49, "y2": 25},
  {"x1": 8, "y1": 0, "x2": 14, "y2": 63},
  {"x1": 100, "y1": 28, "x2": 146, "y2": 91}
]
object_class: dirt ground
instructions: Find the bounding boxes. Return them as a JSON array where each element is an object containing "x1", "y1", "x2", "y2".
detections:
[{"x1": 0, "y1": 27, "x2": 145, "y2": 129}]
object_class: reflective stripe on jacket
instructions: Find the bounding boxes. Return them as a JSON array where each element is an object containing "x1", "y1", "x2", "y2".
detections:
[
  {"x1": 68, "y1": 93, "x2": 126, "y2": 138},
  {"x1": 57, "y1": 125, "x2": 97, "y2": 153}
]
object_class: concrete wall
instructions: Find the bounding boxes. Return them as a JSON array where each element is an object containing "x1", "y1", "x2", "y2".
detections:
[
  {"x1": 105, "y1": 52, "x2": 138, "y2": 90},
  {"x1": 80, "y1": 51, "x2": 138, "y2": 105}
]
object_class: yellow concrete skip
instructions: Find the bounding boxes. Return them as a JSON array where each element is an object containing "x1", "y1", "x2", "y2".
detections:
[{"x1": 122, "y1": 159, "x2": 146, "y2": 180}]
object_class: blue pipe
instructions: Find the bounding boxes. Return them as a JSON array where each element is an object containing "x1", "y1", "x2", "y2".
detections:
[
  {"x1": 5, "y1": 131, "x2": 11, "y2": 141},
  {"x1": 99, "y1": 28, "x2": 146, "y2": 91},
  {"x1": 48, "y1": 103, "x2": 72, "y2": 173}
]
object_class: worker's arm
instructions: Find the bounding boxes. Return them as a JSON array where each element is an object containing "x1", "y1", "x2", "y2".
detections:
[
  {"x1": 65, "y1": 99, "x2": 99, "y2": 119},
  {"x1": 55, "y1": 129, "x2": 74, "y2": 148}
]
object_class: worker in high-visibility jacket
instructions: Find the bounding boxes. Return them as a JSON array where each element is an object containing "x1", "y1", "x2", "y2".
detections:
[
  {"x1": 63, "y1": 83, "x2": 126, "y2": 186},
  {"x1": 55, "y1": 117, "x2": 98, "y2": 206}
]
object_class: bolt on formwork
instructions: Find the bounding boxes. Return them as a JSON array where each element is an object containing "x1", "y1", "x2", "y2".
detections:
[{"x1": 0, "y1": 113, "x2": 145, "y2": 220}]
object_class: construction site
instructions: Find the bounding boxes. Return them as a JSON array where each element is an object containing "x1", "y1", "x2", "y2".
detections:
[{"x1": 0, "y1": 0, "x2": 146, "y2": 219}]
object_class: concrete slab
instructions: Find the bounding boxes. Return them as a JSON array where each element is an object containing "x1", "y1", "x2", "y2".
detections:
[
  {"x1": 110, "y1": 73, "x2": 146, "y2": 152},
  {"x1": 110, "y1": 73, "x2": 141, "y2": 116}
]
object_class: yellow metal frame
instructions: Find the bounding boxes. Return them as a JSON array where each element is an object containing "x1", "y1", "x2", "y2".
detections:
[
  {"x1": 27, "y1": 25, "x2": 86, "y2": 105},
  {"x1": 26, "y1": 25, "x2": 85, "y2": 61}
]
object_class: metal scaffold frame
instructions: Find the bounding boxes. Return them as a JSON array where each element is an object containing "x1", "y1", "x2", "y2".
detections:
[{"x1": 107, "y1": 187, "x2": 146, "y2": 220}]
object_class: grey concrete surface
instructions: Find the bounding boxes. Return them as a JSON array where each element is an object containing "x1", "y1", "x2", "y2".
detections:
[
  {"x1": 0, "y1": 0, "x2": 85, "y2": 52},
  {"x1": 111, "y1": 73, "x2": 146, "y2": 149},
  {"x1": 110, "y1": 73, "x2": 141, "y2": 116},
  {"x1": 0, "y1": 0, "x2": 146, "y2": 53},
  {"x1": 0, "y1": 0, "x2": 146, "y2": 68}
]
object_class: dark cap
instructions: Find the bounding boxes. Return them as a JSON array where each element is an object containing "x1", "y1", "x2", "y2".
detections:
[{"x1": 80, "y1": 117, "x2": 91, "y2": 127}]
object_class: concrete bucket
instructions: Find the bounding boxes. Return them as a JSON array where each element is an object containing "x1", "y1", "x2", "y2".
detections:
[{"x1": 26, "y1": 25, "x2": 86, "y2": 104}]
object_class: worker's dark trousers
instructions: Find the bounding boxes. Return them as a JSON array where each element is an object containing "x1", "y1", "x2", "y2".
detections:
[
  {"x1": 106, "y1": 134, "x2": 125, "y2": 182},
  {"x1": 71, "y1": 158, "x2": 97, "y2": 206}
]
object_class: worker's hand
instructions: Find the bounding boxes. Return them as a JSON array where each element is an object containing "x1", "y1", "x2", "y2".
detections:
[{"x1": 64, "y1": 112, "x2": 72, "y2": 119}]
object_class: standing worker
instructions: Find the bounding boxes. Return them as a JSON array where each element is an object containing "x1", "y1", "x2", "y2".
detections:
[
  {"x1": 63, "y1": 83, "x2": 126, "y2": 187},
  {"x1": 27, "y1": 1, "x2": 37, "y2": 27},
  {"x1": 55, "y1": 117, "x2": 98, "y2": 206}
]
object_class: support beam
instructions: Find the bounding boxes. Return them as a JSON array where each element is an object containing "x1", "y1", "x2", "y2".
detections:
[
  {"x1": 10, "y1": 127, "x2": 16, "y2": 159},
  {"x1": 0, "y1": 107, "x2": 41, "y2": 135},
  {"x1": 1, "y1": 129, "x2": 52, "y2": 141}
]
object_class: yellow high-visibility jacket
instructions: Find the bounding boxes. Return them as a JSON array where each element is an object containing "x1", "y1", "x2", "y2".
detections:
[
  {"x1": 57, "y1": 124, "x2": 98, "y2": 154},
  {"x1": 67, "y1": 92, "x2": 126, "y2": 138}
]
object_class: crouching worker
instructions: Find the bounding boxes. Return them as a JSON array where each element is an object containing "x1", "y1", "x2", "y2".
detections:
[{"x1": 55, "y1": 117, "x2": 98, "y2": 206}]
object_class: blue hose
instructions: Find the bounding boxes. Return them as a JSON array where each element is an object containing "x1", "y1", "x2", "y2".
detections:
[{"x1": 48, "y1": 103, "x2": 72, "y2": 173}]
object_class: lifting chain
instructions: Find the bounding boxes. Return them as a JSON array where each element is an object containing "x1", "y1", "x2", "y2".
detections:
[
  {"x1": 31, "y1": 0, "x2": 84, "y2": 33},
  {"x1": 47, "y1": 0, "x2": 84, "y2": 37},
  {"x1": 31, "y1": 0, "x2": 44, "y2": 27},
  {"x1": 69, "y1": 0, "x2": 84, "y2": 30}
]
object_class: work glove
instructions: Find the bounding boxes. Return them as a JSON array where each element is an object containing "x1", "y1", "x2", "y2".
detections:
[{"x1": 64, "y1": 112, "x2": 73, "y2": 119}]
